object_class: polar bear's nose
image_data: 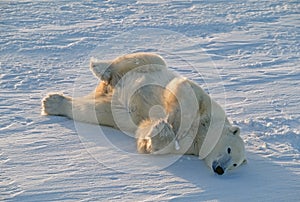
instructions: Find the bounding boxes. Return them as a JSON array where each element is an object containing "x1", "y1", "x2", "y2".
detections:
[{"x1": 214, "y1": 166, "x2": 224, "y2": 175}]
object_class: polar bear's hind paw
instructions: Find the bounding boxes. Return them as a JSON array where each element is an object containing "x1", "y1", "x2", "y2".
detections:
[{"x1": 42, "y1": 93, "x2": 70, "y2": 116}]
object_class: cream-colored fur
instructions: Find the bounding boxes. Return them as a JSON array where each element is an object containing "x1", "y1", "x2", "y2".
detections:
[{"x1": 42, "y1": 52, "x2": 246, "y2": 175}]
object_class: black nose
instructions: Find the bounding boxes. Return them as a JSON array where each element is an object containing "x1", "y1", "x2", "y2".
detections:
[{"x1": 214, "y1": 166, "x2": 224, "y2": 175}]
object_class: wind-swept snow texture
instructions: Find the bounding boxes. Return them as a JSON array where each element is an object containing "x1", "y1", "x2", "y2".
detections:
[{"x1": 1, "y1": 1, "x2": 299, "y2": 201}]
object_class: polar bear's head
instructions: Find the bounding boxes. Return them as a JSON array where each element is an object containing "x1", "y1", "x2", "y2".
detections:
[{"x1": 204, "y1": 126, "x2": 246, "y2": 175}]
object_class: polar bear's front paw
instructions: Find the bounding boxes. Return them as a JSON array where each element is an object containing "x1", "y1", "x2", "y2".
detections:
[
  {"x1": 42, "y1": 93, "x2": 71, "y2": 116},
  {"x1": 137, "y1": 138, "x2": 152, "y2": 154},
  {"x1": 136, "y1": 119, "x2": 176, "y2": 154}
]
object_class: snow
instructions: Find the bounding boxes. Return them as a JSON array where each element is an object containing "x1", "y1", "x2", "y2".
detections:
[{"x1": 1, "y1": 0, "x2": 299, "y2": 201}]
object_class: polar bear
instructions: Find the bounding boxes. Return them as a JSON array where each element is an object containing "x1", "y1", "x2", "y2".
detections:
[{"x1": 42, "y1": 52, "x2": 246, "y2": 175}]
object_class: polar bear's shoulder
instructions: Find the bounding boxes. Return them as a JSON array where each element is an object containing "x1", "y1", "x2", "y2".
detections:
[{"x1": 164, "y1": 77, "x2": 211, "y2": 112}]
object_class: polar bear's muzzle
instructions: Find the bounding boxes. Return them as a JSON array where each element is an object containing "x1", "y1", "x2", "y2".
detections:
[
  {"x1": 213, "y1": 165, "x2": 225, "y2": 175},
  {"x1": 212, "y1": 154, "x2": 232, "y2": 175}
]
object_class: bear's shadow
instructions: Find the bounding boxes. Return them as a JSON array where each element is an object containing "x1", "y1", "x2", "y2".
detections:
[{"x1": 49, "y1": 117, "x2": 299, "y2": 201}]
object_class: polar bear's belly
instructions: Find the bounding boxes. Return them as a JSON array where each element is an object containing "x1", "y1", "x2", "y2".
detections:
[
  {"x1": 129, "y1": 85, "x2": 166, "y2": 124},
  {"x1": 111, "y1": 69, "x2": 175, "y2": 133}
]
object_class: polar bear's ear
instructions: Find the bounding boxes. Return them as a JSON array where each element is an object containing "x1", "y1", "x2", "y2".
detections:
[{"x1": 230, "y1": 126, "x2": 240, "y2": 135}]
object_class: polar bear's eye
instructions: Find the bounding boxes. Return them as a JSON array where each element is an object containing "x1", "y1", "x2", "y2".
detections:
[
  {"x1": 233, "y1": 164, "x2": 237, "y2": 167},
  {"x1": 227, "y1": 148, "x2": 231, "y2": 154}
]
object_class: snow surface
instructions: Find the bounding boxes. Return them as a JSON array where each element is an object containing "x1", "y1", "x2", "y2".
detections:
[{"x1": 1, "y1": 0, "x2": 299, "y2": 201}]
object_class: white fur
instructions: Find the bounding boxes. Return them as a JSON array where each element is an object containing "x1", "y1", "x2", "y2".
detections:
[{"x1": 42, "y1": 52, "x2": 246, "y2": 175}]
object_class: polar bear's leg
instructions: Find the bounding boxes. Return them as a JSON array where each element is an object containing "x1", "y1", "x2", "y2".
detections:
[
  {"x1": 90, "y1": 53, "x2": 167, "y2": 87},
  {"x1": 42, "y1": 93, "x2": 117, "y2": 127}
]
